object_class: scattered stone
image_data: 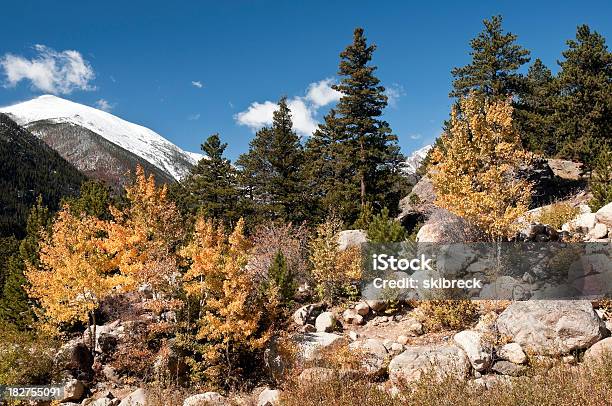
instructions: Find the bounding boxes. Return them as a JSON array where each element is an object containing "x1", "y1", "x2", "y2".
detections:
[
  {"x1": 348, "y1": 331, "x2": 359, "y2": 341},
  {"x1": 54, "y1": 340, "x2": 94, "y2": 379},
  {"x1": 119, "y1": 388, "x2": 147, "y2": 406},
  {"x1": 498, "y1": 343, "x2": 527, "y2": 365},
  {"x1": 546, "y1": 159, "x2": 583, "y2": 180},
  {"x1": 315, "y1": 312, "x2": 337, "y2": 332},
  {"x1": 562, "y1": 355, "x2": 575, "y2": 364},
  {"x1": 388, "y1": 345, "x2": 469, "y2": 384},
  {"x1": 257, "y1": 388, "x2": 281, "y2": 406},
  {"x1": 584, "y1": 337, "x2": 612, "y2": 364},
  {"x1": 492, "y1": 360, "x2": 526, "y2": 377},
  {"x1": 183, "y1": 392, "x2": 227, "y2": 406},
  {"x1": 293, "y1": 304, "x2": 322, "y2": 326},
  {"x1": 355, "y1": 302, "x2": 370, "y2": 316},
  {"x1": 401, "y1": 318, "x2": 424, "y2": 336},
  {"x1": 595, "y1": 202, "x2": 612, "y2": 227},
  {"x1": 349, "y1": 339, "x2": 389, "y2": 376},
  {"x1": 390, "y1": 343, "x2": 404, "y2": 354},
  {"x1": 365, "y1": 300, "x2": 387, "y2": 313},
  {"x1": 102, "y1": 365, "x2": 121, "y2": 384},
  {"x1": 60, "y1": 379, "x2": 85, "y2": 403},
  {"x1": 342, "y1": 309, "x2": 364, "y2": 325},
  {"x1": 138, "y1": 283, "x2": 153, "y2": 299},
  {"x1": 496, "y1": 300, "x2": 604, "y2": 356},
  {"x1": 396, "y1": 335, "x2": 409, "y2": 345},
  {"x1": 453, "y1": 330, "x2": 491, "y2": 372}
]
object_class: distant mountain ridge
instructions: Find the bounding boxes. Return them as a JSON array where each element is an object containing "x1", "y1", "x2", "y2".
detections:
[
  {"x1": 0, "y1": 95, "x2": 202, "y2": 185},
  {"x1": 402, "y1": 144, "x2": 432, "y2": 184}
]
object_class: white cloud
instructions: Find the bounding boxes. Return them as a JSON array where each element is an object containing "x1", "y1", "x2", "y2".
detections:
[
  {"x1": 191, "y1": 80, "x2": 203, "y2": 88},
  {"x1": 95, "y1": 99, "x2": 114, "y2": 112},
  {"x1": 384, "y1": 83, "x2": 405, "y2": 108},
  {"x1": 235, "y1": 78, "x2": 342, "y2": 136},
  {"x1": 409, "y1": 133, "x2": 422, "y2": 140},
  {"x1": 0, "y1": 44, "x2": 95, "y2": 94},
  {"x1": 305, "y1": 78, "x2": 342, "y2": 107},
  {"x1": 188, "y1": 113, "x2": 201, "y2": 121}
]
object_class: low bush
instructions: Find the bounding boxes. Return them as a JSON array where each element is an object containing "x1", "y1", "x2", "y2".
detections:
[
  {"x1": 0, "y1": 323, "x2": 58, "y2": 385},
  {"x1": 535, "y1": 202, "x2": 580, "y2": 229},
  {"x1": 417, "y1": 299, "x2": 479, "y2": 331}
]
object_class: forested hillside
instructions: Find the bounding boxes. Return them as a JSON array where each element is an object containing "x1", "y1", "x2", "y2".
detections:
[{"x1": 0, "y1": 114, "x2": 85, "y2": 238}]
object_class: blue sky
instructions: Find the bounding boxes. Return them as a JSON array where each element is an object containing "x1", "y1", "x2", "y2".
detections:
[{"x1": 0, "y1": 0, "x2": 610, "y2": 160}]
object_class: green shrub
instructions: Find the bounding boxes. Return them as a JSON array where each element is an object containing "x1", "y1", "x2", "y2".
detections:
[
  {"x1": 0, "y1": 323, "x2": 58, "y2": 385},
  {"x1": 589, "y1": 144, "x2": 612, "y2": 211},
  {"x1": 535, "y1": 202, "x2": 580, "y2": 229},
  {"x1": 367, "y1": 207, "x2": 407, "y2": 243},
  {"x1": 417, "y1": 299, "x2": 479, "y2": 331}
]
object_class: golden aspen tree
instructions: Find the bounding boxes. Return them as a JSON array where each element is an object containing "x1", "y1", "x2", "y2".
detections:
[
  {"x1": 106, "y1": 166, "x2": 183, "y2": 312},
  {"x1": 430, "y1": 95, "x2": 532, "y2": 240},
  {"x1": 25, "y1": 207, "x2": 121, "y2": 354},
  {"x1": 180, "y1": 218, "x2": 277, "y2": 385}
]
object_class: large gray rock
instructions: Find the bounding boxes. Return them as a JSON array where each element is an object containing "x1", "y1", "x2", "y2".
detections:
[
  {"x1": 491, "y1": 360, "x2": 526, "y2": 377},
  {"x1": 498, "y1": 343, "x2": 527, "y2": 364},
  {"x1": 388, "y1": 345, "x2": 469, "y2": 384},
  {"x1": 348, "y1": 339, "x2": 389, "y2": 376},
  {"x1": 496, "y1": 300, "x2": 604, "y2": 356},
  {"x1": 587, "y1": 223, "x2": 608, "y2": 239},
  {"x1": 294, "y1": 332, "x2": 348, "y2": 362},
  {"x1": 54, "y1": 340, "x2": 94, "y2": 378},
  {"x1": 337, "y1": 229, "x2": 367, "y2": 251},
  {"x1": 416, "y1": 209, "x2": 481, "y2": 243},
  {"x1": 595, "y1": 202, "x2": 612, "y2": 227},
  {"x1": 584, "y1": 337, "x2": 612, "y2": 364},
  {"x1": 453, "y1": 330, "x2": 491, "y2": 372},
  {"x1": 315, "y1": 311, "x2": 337, "y2": 332}
]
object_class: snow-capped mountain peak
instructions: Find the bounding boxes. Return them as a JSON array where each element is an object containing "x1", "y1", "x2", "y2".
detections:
[
  {"x1": 402, "y1": 144, "x2": 432, "y2": 184},
  {"x1": 0, "y1": 95, "x2": 202, "y2": 180}
]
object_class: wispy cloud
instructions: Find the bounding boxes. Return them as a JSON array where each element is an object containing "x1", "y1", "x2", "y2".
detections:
[
  {"x1": 95, "y1": 98, "x2": 114, "y2": 112},
  {"x1": 409, "y1": 133, "x2": 422, "y2": 140},
  {"x1": 0, "y1": 44, "x2": 95, "y2": 94},
  {"x1": 191, "y1": 80, "x2": 203, "y2": 88},
  {"x1": 235, "y1": 78, "x2": 342, "y2": 137},
  {"x1": 188, "y1": 113, "x2": 201, "y2": 121},
  {"x1": 384, "y1": 83, "x2": 405, "y2": 108}
]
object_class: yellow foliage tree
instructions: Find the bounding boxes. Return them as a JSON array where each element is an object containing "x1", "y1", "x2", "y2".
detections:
[
  {"x1": 26, "y1": 207, "x2": 122, "y2": 352},
  {"x1": 430, "y1": 95, "x2": 532, "y2": 240},
  {"x1": 106, "y1": 166, "x2": 183, "y2": 311},
  {"x1": 310, "y1": 216, "x2": 363, "y2": 302},
  {"x1": 180, "y1": 217, "x2": 277, "y2": 385}
]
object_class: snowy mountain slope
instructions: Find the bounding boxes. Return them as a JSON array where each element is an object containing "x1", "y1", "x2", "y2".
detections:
[
  {"x1": 402, "y1": 144, "x2": 432, "y2": 183},
  {"x1": 0, "y1": 95, "x2": 203, "y2": 180}
]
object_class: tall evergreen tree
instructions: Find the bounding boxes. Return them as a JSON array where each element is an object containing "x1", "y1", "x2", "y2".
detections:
[
  {"x1": 450, "y1": 15, "x2": 530, "y2": 99},
  {"x1": 237, "y1": 97, "x2": 307, "y2": 225},
  {"x1": 554, "y1": 25, "x2": 612, "y2": 165},
  {"x1": 305, "y1": 28, "x2": 406, "y2": 225},
  {"x1": 173, "y1": 134, "x2": 240, "y2": 226},
  {"x1": 515, "y1": 59, "x2": 557, "y2": 155}
]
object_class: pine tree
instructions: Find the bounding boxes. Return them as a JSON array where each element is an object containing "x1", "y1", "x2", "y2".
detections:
[
  {"x1": 267, "y1": 250, "x2": 295, "y2": 307},
  {"x1": 237, "y1": 97, "x2": 307, "y2": 225},
  {"x1": 589, "y1": 143, "x2": 612, "y2": 211},
  {"x1": 450, "y1": 15, "x2": 530, "y2": 99},
  {"x1": 19, "y1": 196, "x2": 52, "y2": 267},
  {"x1": 305, "y1": 28, "x2": 406, "y2": 225},
  {"x1": 64, "y1": 180, "x2": 112, "y2": 220},
  {"x1": 515, "y1": 59, "x2": 557, "y2": 155},
  {"x1": 174, "y1": 134, "x2": 240, "y2": 227},
  {"x1": 554, "y1": 25, "x2": 612, "y2": 165},
  {"x1": 367, "y1": 207, "x2": 407, "y2": 243}
]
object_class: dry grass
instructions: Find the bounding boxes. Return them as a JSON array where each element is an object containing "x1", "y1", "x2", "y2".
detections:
[
  {"x1": 534, "y1": 203, "x2": 580, "y2": 230},
  {"x1": 281, "y1": 356, "x2": 612, "y2": 406}
]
